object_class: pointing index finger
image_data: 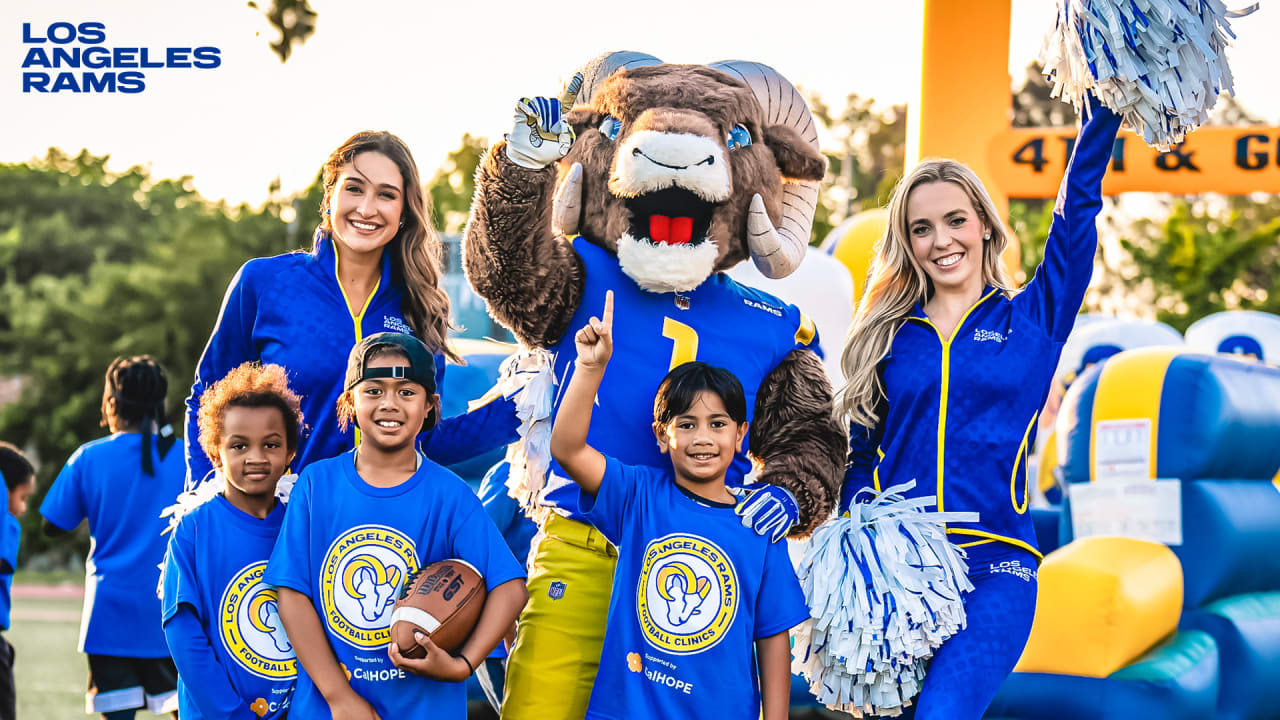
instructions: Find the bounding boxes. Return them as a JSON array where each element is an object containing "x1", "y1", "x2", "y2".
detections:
[{"x1": 603, "y1": 290, "x2": 614, "y2": 328}]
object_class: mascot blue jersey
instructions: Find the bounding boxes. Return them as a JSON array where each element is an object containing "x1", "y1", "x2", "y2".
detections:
[
  {"x1": 581, "y1": 458, "x2": 808, "y2": 720},
  {"x1": 540, "y1": 237, "x2": 819, "y2": 522},
  {"x1": 161, "y1": 496, "x2": 294, "y2": 719},
  {"x1": 842, "y1": 104, "x2": 1124, "y2": 559},
  {"x1": 185, "y1": 232, "x2": 518, "y2": 484},
  {"x1": 263, "y1": 453, "x2": 525, "y2": 720}
]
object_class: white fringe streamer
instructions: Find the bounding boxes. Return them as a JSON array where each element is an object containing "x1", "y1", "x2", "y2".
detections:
[
  {"x1": 469, "y1": 348, "x2": 557, "y2": 511},
  {"x1": 1040, "y1": 0, "x2": 1253, "y2": 149},
  {"x1": 792, "y1": 481, "x2": 978, "y2": 717}
]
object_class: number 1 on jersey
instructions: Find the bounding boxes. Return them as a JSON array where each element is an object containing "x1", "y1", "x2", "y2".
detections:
[{"x1": 662, "y1": 317, "x2": 699, "y2": 370}]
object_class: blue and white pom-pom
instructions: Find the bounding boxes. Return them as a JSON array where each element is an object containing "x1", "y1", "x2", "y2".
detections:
[
  {"x1": 1040, "y1": 0, "x2": 1255, "y2": 149},
  {"x1": 470, "y1": 348, "x2": 556, "y2": 510},
  {"x1": 792, "y1": 482, "x2": 977, "y2": 717}
]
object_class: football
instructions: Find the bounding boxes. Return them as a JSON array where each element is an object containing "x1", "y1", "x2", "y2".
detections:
[{"x1": 390, "y1": 559, "x2": 486, "y2": 658}]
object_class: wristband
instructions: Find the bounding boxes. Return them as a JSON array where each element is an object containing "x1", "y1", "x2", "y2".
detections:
[{"x1": 456, "y1": 652, "x2": 475, "y2": 675}]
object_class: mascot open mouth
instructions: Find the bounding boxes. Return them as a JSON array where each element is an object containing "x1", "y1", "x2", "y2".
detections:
[{"x1": 625, "y1": 187, "x2": 715, "y2": 246}]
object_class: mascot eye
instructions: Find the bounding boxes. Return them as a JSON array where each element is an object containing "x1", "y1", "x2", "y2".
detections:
[
  {"x1": 727, "y1": 124, "x2": 752, "y2": 150},
  {"x1": 599, "y1": 116, "x2": 622, "y2": 141}
]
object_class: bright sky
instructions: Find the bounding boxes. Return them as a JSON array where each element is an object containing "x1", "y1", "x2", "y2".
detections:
[{"x1": 5, "y1": 0, "x2": 1278, "y2": 205}]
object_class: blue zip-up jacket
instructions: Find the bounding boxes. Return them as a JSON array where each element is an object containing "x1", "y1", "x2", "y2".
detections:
[
  {"x1": 842, "y1": 102, "x2": 1123, "y2": 559},
  {"x1": 185, "y1": 231, "x2": 519, "y2": 483}
]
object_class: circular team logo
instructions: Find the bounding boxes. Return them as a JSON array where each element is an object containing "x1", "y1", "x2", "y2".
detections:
[
  {"x1": 636, "y1": 533, "x2": 738, "y2": 655},
  {"x1": 320, "y1": 525, "x2": 418, "y2": 649},
  {"x1": 219, "y1": 562, "x2": 296, "y2": 680}
]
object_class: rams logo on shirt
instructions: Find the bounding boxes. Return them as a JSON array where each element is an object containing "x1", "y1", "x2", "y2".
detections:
[
  {"x1": 636, "y1": 533, "x2": 738, "y2": 655},
  {"x1": 320, "y1": 525, "x2": 418, "y2": 649},
  {"x1": 219, "y1": 562, "x2": 296, "y2": 680}
]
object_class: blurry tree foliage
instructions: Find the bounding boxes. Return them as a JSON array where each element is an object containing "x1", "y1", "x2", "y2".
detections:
[
  {"x1": 248, "y1": 0, "x2": 317, "y2": 62},
  {"x1": 0, "y1": 149, "x2": 295, "y2": 566},
  {"x1": 808, "y1": 92, "x2": 907, "y2": 245}
]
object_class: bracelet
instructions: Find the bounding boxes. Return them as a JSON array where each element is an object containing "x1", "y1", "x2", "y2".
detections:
[{"x1": 456, "y1": 653, "x2": 475, "y2": 675}]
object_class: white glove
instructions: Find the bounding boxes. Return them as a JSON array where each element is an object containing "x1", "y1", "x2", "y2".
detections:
[{"x1": 505, "y1": 73, "x2": 582, "y2": 169}]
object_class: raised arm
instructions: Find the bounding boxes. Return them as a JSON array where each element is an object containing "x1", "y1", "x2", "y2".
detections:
[
  {"x1": 548, "y1": 291, "x2": 614, "y2": 495},
  {"x1": 748, "y1": 349, "x2": 847, "y2": 535},
  {"x1": 463, "y1": 91, "x2": 587, "y2": 348},
  {"x1": 1019, "y1": 97, "x2": 1124, "y2": 341}
]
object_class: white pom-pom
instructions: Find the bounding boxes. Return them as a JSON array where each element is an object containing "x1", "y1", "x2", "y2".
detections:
[
  {"x1": 1040, "y1": 0, "x2": 1253, "y2": 149},
  {"x1": 792, "y1": 482, "x2": 977, "y2": 717},
  {"x1": 468, "y1": 347, "x2": 557, "y2": 511}
]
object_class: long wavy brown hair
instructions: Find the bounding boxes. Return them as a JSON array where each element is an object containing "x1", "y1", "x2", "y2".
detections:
[
  {"x1": 317, "y1": 132, "x2": 460, "y2": 364},
  {"x1": 836, "y1": 159, "x2": 1016, "y2": 428}
]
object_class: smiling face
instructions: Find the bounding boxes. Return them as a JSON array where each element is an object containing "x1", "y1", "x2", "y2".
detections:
[
  {"x1": 218, "y1": 405, "x2": 293, "y2": 504},
  {"x1": 906, "y1": 180, "x2": 990, "y2": 300},
  {"x1": 327, "y1": 151, "x2": 405, "y2": 258},
  {"x1": 654, "y1": 390, "x2": 747, "y2": 486},
  {"x1": 352, "y1": 352, "x2": 440, "y2": 453}
]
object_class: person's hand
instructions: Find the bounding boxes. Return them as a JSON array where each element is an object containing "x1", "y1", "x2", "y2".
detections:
[
  {"x1": 736, "y1": 484, "x2": 800, "y2": 543},
  {"x1": 574, "y1": 290, "x2": 614, "y2": 371},
  {"x1": 327, "y1": 689, "x2": 381, "y2": 720},
  {"x1": 388, "y1": 631, "x2": 472, "y2": 683},
  {"x1": 505, "y1": 72, "x2": 582, "y2": 169}
]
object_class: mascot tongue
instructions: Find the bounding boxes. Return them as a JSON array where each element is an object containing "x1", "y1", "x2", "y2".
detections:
[{"x1": 649, "y1": 215, "x2": 694, "y2": 245}]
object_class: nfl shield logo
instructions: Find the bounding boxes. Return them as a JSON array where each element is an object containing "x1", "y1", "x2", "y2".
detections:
[{"x1": 548, "y1": 581, "x2": 567, "y2": 600}]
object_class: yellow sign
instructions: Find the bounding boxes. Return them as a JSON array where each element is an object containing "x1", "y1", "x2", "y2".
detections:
[{"x1": 990, "y1": 126, "x2": 1280, "y2": 197}]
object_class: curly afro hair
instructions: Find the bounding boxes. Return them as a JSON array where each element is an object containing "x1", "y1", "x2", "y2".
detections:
[{"x1": 198, "y1": 363, "x2": 304, "y2": 469}]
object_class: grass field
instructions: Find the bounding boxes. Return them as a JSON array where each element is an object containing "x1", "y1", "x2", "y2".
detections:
[{"x1": 10, "y1": 585, "x2": 95, "y2": 717}]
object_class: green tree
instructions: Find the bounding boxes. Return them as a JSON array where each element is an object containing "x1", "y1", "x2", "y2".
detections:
[
  {"x1": 0, "y1": 151, "x2": 294, "y2": 567},
  {"x1": 427, "y1": 134, "x2": 487, "y2": 235},
  {"x1": 1109, "y1": 198, "x2": 1280, "y2": 331},
  {"x1": 248, "y1": 0, "x2": 317, "y2": 62},
  {"x1": 808, "y1": 93, "x2": 907, "y2": 244}
]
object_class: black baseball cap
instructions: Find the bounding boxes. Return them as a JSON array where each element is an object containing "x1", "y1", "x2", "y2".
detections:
[{"x1": 344, "y1": 332, "x2": 437, "y2": 394}]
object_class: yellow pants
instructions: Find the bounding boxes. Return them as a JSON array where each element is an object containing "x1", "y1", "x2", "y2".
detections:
[{"x1": 501, "y1": 514, "x2": 618, "y2": 720}]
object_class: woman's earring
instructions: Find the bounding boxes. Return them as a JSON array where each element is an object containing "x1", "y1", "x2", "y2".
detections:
[
  {"x1": 984, "y1": 232, "x2": 991, "y2": 240},
  {"x1": 399, "y1": 220, "x2": 404, "y2": 228},
  {"x1": 325, "y1": 207, "x2": 331, "y2": 216}
]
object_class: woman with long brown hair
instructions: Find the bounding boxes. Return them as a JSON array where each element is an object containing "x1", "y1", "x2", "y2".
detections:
[{"x1": 184, "y1": 131, "x2": 517, "y2": 484}]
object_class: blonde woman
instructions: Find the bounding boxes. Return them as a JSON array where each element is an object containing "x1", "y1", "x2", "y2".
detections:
[{"x1": 835, "y1": 99, "x2": 1122, "y2": 718}]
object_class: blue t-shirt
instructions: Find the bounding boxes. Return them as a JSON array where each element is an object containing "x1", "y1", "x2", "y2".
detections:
[
  {"x1": 263, "y1": 453, "x2": 526, "y2": 719},
  {"x1": 540, "y1": 237, "x2": 819, "y2": 521},
  {"x1": 0, "y1": 511, "x2": 19, "y2": 631},
  {"x1": 40, "y1": 432, "x2": 186, "y2": 656},
  {"x1": 161, "y1": 496, "x2": 294, "y2": 718},
  {"x1": 580, "y1": 458, "x2": 809, "y2": 720}
]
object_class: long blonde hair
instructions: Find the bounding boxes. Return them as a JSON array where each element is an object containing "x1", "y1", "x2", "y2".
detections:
[{"x1": 836, "y1": 160, "x2": 1016, "y2": 428}]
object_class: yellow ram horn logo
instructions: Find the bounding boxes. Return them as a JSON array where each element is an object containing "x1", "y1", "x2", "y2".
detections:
[
  {"x1": 247, "y1": 589, "x2": 279, "y2": 634},
  {"x1": 656, "y1": 562, "x2": 710, "y2": 602},
  {"x1": 341, "y1": 555, "x2": 402, "y2": 600}
]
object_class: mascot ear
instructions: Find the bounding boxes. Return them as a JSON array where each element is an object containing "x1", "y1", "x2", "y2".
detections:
[
  {"x1": 567, "y1": 108, "x2": 604, "y2": 137},
  {"x1": 763, "y1": 123, "x2": 827, "y2": 182}
]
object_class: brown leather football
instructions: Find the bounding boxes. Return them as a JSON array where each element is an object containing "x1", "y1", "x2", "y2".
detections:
[{"x1": 390, "y1": 559, "x2": 486, "y2": 658}]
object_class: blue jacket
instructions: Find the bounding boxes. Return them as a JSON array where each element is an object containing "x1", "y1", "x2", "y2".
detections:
[
  {"x1": 842, "y1": 103, "x2": 1123, "y2": 559},
  {"x1": 185, "y1": 231, "x2": 518, "y2": 483}
]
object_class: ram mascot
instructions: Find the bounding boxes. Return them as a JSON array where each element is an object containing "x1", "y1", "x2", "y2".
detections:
[{"x1": 464, "y1": 52, "x2": 846, "y2": 718}]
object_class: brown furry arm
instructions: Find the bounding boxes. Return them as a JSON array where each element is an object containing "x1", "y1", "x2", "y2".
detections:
[
  {"x1": 463, "y1": 142, "x2": 585, "y2": 348},
  {"x1": 749, "y1": 349, "x2": 847, "y2": 536}
]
